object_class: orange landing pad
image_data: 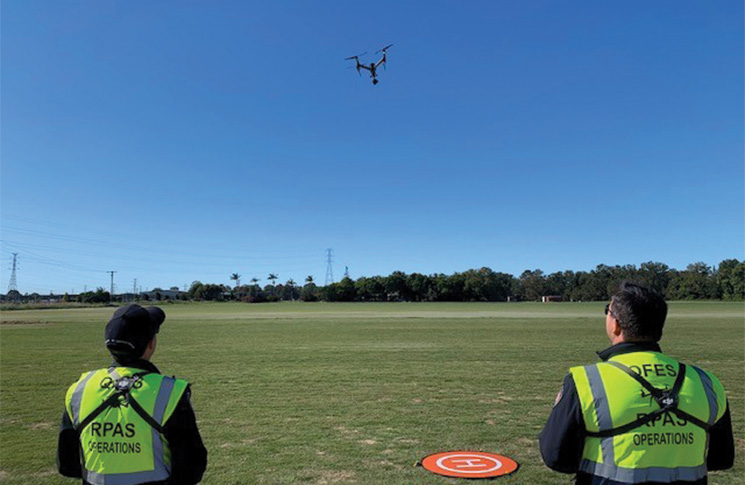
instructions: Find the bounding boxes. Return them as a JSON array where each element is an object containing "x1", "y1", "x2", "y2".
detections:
[{"x1": 420, "y1": 451, "x2": 519, "y2": 479}]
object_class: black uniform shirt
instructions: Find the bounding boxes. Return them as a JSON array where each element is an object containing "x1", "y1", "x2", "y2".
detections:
[
  {"x1": 539, "y1": 342, "x2": 735, "y2": 485},
  {"x1": 57, "y1": 359, "x2": 208, "y2": 485}
]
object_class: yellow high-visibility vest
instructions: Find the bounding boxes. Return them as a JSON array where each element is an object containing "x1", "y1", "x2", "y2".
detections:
[
  {"x1": 65, "y1": 367, "x2": 188, "y2": 485},
  {"x1": 570, "y1": 351, "x2": 726, "y2": 483}
]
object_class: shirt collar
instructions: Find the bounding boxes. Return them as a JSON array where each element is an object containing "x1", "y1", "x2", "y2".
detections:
[
  {"x1": 110, "y1": 358, "x2": 161, "y2": 374},
  {"x1": 596, "y1": 341, "x2": 662, "y2": 361}
]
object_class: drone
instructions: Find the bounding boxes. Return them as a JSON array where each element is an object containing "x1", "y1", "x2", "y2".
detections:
[{"x1": 346, "y1": 44, "x2": 393, "y2": 85}]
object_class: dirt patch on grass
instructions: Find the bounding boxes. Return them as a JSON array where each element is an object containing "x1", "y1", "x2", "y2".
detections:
[
  {"x1": 393, "y1": 437, "x2": 419, "y2": 444},
  {"x1": 735, "y1": 437, "x2": 745, "y2": 453},
  {"x1": 28, "y1": 421, "x2": 56, "y2": 430},
  {"x1": 316, "y1": 470, "x2": 356, "y2": 484},
  {"x1": 478, "y1": 392, "x2": 514, "y2": 404},
  {"x1": 334, "y1": 426, "x2": 360, "y2": 438},
  {"x1": 0, "y1": 469, "x2": 56, "y2": 481},
  {"x1": 516, "y1": 437, "x2": 537, "y2": 447},
  {"x1": 0, "y1": 320, "x2": 49, "y2": 325},
  {"x1": 377, "y1": 459, "x2": 406, "y2": 470},
  {"x1": 358, "y1": 439, "x2": 377, "y2": 445},
  {"x1": 220, "y1": 438, "x2": 260, "y2": 448}
]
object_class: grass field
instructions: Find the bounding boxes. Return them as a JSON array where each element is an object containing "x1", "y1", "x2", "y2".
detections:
[{"x1": 1, "y1": 301, "x2": 743, "y2": 484}]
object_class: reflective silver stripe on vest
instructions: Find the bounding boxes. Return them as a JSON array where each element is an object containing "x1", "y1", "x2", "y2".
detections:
[
  {"x1": 153, "y1": 377, "x2": 175, "y2": 424},
  {"x1": 585, "y1": 365, "x2": 615, "y2": 465},
  {"x1": 580, "y1": 459, "x2": 708, "y2": 482},
  {"x1": 109, "y1": 368, "x2": 122, "y2": 381},
  {"x1": 692, "y1": 366, "x2": 718, "y2": 425},
  {"x1": 83, "y1": 467, "x2": 170, "y2": 485},
  {"x1": 69, "y1": 371, "x2": 96, "y2": 426},
  {"x1": 150, "y1": 377, "x2": 176, "y2": 476}
]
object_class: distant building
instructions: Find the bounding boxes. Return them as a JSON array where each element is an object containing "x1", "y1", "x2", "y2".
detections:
[
  {"x1": 0, "y1": 292, "x2": 63, "y2": 303},
  {"x1": 141, "y1": 289, "x2": 188, "y2": 301},
  {"x1": 541, "y1": 295, "x2": 562, "y2": 303}
]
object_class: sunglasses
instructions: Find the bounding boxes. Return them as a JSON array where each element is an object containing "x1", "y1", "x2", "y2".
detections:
[{"x1": 604, "y1": 303, "x2": 617, "y2": 319}]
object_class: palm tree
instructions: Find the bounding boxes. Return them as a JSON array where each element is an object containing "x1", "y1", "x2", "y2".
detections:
[
  {"x1": 250, "y1": 277, "x2": 259, "y2": 287},
  {"x1": 268, "y1": 274, "x2": 278, "y2": 287},
  {"x1": 286, "y1": 279, "x2": 297, "y2": 301},
  {"x1": 230, "y1": 273, "x2": 241, "y2": 289},
  {"x1": 305, "y1": 275, "x2": 314, "y2": 285}
]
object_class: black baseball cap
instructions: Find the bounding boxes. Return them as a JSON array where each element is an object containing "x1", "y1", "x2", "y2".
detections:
[{"x1": 105, "y1": 304, "x2": 166, "y2": 361}]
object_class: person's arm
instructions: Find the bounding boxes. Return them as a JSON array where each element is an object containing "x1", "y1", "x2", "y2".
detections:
[
  {"x1": 163, "y1": 387, "x2": 207, "y2": 484},
  {"x1": 706, "y1": 400, "x2": 734, "y2": 471},
  {"x1": 539, "y1": 373, "x2": 585, "y2": 474},
  {"x1": 57, "y1": 409, "x2": 82, "y2": 478}
]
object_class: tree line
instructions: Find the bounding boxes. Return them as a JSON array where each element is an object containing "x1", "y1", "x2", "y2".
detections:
[
  {"x1": 4, "y1": 259, "x2": 741, "y2": 305},
  {"x1": 186, "y1": 259, "x2": 743, "y2": 303}
]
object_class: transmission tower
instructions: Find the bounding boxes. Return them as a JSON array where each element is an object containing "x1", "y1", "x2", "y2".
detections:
[
  {"x1": 324, "y1": 248, "x2": 334, "y2": 285},
  {"x1": 8, "y1": 253, "x2": 19, "y2": 293},
  {"x1": 344, "y1": 266, "x2": 350, "y2": 279},
  {"x1": 107, "y1": 271, "x2": 117, "y2": 300}
]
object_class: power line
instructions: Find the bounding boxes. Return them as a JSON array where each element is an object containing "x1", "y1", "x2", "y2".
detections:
[{"x1": 1, "y1": 218, "x2": 326, "y2": 292}]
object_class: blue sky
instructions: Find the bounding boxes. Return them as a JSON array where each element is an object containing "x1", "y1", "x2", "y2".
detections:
[{"x1": 2, "y1": 1, "x2": 743, "y2": 294}]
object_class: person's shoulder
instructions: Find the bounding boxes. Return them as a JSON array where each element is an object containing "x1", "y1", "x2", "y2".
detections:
[
  {"x1": 64, "y1": 369, "x2": 106, "y2": 409},
  {"x1": 141, "y1": 373, "x2": 191, "y2": 395},
  {"x1": 161, "y1": 374, "x2": 191, "y2": 388},
  {"x1": 161, "y1": 375, "x2": 192, "y2": 403},
  {"x1": 568, "y1": 362, "x2": 596, "y2": 377},
  {"x1": 683, "y1": 361, "x2": 726, "y2": 388},
  {"x1": 66, "y1": 368, "x2": 105, "y2": 388}
]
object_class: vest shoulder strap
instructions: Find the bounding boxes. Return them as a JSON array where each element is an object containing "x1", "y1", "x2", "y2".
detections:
[{"x1": 74, "y1": 391, "x2": 121, "y2": 432}]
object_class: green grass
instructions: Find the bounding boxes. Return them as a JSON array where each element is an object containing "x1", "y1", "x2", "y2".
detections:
[{"x1": 1, "y1": 302, "x2": 743, "y2": 484}]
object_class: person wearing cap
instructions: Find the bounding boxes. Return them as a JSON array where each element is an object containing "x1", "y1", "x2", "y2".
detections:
[
  {"x1": 57, "y1": 304, "x2": 207, "y2": 484},
  {"x1": 539, "y1": 282, "x2": 734, "y2": 484}
]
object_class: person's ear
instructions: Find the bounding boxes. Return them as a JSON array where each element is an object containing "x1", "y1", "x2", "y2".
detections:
[{"x1": 142, "y1": 335, "x2": 157, "y2": 359}]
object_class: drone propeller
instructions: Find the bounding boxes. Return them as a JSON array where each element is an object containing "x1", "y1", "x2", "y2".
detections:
[
  {"x1": 345, "y1": 52, "x2": 367, "y2": 60},
  {"x1": 376, "y1": 43, "x2": 393, "y2": 54}
]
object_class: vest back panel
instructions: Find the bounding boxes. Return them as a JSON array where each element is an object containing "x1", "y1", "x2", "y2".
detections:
[
  {"x1": 570, "y1": 351, "x2": 726, "y2": 481},
  {"x1": 65, "y1": 367, "x2": 188, "y2": 482}
]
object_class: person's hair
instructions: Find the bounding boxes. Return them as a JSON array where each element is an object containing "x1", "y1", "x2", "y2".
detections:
[
  {"x1": 611, "y1": 282, "x2": 668, "y2": 342},
  {"x1": 109, "y1": 336, "x2": 151, "y2": 365}
]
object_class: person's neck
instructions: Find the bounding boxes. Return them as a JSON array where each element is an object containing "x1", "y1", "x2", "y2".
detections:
[{"x1": 611, "y1": 331, "x2": 657, "y2": 346}]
